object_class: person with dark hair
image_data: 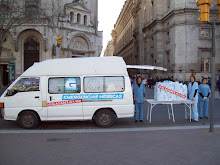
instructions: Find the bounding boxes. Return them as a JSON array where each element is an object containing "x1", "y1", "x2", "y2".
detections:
[
  {"x1": 148, "y1": 77, "x2": 152, "y2": 88},
  {"x1": 133, "y1": 76, "x2": 146, "y2": 122},
  {"x1": 188, "y1": 75, "x2": 199, "y2": 122},
  {"x1": 198, "y1": 78, "x2": 211, "y2": 119}
]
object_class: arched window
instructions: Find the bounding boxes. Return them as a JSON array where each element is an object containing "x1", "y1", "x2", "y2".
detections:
[
  {"x1": 84, "y1": 15, "x2": 87, "y2": 25},
  {"x1": 77, "y1": 13, "x2": 81, "y2": 23},
  {"x1": 70, "y1": 12, "x2": 74, "y2": 23}
]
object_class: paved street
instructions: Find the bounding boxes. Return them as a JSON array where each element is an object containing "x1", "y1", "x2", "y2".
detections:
[{"x1": 0, "y1": 126, "x2": 220, "y2": 165}]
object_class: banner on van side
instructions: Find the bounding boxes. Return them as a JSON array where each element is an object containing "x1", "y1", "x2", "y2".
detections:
[
  {"x1": 62, "y1": 93, "x2": 124, "y2": 101},
  {"x1": 47, "y1": 99, "x2": 82, "y2": 106}
]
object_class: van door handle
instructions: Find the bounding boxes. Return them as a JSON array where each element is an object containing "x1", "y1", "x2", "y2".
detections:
[
  {"x1": 50, "y1": 96, "x2": 52, "y2": 101},
  {"x1": 35, "y1": 96, "x2": 40, "y2": 98}
]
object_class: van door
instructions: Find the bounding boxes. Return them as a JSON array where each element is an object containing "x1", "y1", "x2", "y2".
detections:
[
  {"x1": 4, "y1": 77, "x2": 42, "y2": 119},
  {"x1": 47, "y1": 77, "x2": 83, "y2": 120},
  {"x1": 82, "y1": 76, "x2": 126, "y2": 120}
]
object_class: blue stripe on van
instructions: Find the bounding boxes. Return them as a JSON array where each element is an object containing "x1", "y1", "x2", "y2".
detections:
[{"x1": 62, "y1": 93, "x2": 124, "y2": 101}]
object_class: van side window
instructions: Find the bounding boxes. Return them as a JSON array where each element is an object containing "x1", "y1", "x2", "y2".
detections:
[
  {"x1": 84, "y1": 76, "x2": 124, "y2": 93},
  {"x1": 11, "y1": 77, "x2": 40, "y2": 93},
  {"x1": 49, "y1": 77, "x2": 81, "y2": 94}
]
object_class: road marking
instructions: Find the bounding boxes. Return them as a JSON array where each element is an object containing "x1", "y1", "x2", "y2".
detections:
[{"x1": 0, "y1": 125, "x2": 220, "y2": 134}]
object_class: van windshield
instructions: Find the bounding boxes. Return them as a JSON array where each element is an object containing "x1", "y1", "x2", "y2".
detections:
[{"x1": 11, "y1": 77, "x2": 40, "y2": 93}]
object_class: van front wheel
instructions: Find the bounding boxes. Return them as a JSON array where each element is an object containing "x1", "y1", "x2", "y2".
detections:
[
  {"x1": 95, "y1": 109, "x2": 116, "y2": 128},
  {"x1": 18, "y1": 111, "x2": 39, "y2": 129}
]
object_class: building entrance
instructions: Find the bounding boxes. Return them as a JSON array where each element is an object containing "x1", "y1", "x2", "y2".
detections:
[
  {"x1": 24, "y1": 37, "x2": 39, "y2": 71},
  {"x1": 1, "y1": 64, "x2": 9, "y2": 87}
]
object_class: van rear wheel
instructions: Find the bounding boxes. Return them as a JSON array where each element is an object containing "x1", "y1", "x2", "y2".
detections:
[
  {"x1": 95, "y1": 109, "x2": 116, "y2": 128},
  {"x1": 18, "y1": 111, "x2": 39, "y2": 129}
]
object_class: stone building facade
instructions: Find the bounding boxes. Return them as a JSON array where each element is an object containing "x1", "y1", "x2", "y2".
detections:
[
  {"x1": 112, "y1": 0, "x2": 137, "y2": 65},
  {"x1": 112, "y1": 0, "x2": 220, "y2": 81},
  {"x1": 103, "y1": 40, "x2": 114, "y2": 56},
  {"x1": 0, "y1": 0, "x2": 102, "y2": 87}
]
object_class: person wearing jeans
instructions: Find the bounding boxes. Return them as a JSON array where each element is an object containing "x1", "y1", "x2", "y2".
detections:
[{"x1": 133, "y1": 76, "x2": 146, "y2": 122}]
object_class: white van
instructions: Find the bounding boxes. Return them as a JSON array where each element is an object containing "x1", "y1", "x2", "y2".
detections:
[{"x1": 0, "y1": 57, "x2": 134, "y2": 128}]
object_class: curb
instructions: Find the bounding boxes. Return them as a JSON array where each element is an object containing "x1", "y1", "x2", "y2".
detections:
[{"x1": 0, "y1": 124, "x2": 220, "y2": 134}]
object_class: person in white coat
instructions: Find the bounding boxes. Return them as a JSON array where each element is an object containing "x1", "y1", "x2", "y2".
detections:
[{"x1": 188, "y1": 75, "x2": 199, "y2": 122}]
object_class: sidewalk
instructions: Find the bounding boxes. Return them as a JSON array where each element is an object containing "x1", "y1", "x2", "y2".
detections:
[
  {"x1": 215, "y1": 91, "x2": 220, "y2": 99},
  {"x1": 0, "y1": 126, "x2": 219, "y2": 165}
]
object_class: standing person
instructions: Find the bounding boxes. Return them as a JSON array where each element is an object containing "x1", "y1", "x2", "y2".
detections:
[
  {"x1": 148, "y1": 77, "x2": 152, "y2": 88},
  {"x1": 198, "y1": 78, "x2": 211, "y2": 119},
  {"x1": 217, "y1": 76, "x2": 220, "y2": 96},
  {"x1": 142, "y1": 78, "x2": 147, "y2": 87},
  {"x1": 188, "y1": 75, "x2": 199, "y2": 122},
  {"x1": 133, "y1": 76, "x2": 146, "y2": 122},
  {"x1": 208, "y1": 77, "x2": 211, "y2": 87}
]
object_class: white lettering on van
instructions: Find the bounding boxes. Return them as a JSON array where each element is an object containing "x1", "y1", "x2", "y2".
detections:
[{"x1": 62, "y1": 94, "x2": 124, "y2": 100}]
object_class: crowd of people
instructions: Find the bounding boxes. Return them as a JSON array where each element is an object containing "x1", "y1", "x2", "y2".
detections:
[
  {"x1": 130, "y1": 75, "x2": 218, "y2": 89},
  {"x1": 130, "y1": 76, "x2": 175, "y2": 88}
]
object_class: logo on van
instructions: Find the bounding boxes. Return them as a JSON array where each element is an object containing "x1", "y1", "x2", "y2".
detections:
[
  {"x1": 62, "y1": 93, "x2": 124, "y2": 101},
  {"x1": 65, "y1": 78, "x2": 77, "y2": 90}
]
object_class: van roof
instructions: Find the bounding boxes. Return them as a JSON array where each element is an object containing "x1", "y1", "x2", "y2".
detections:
[{"x1": 21, "y1": 57, "x2": 128, "y2": 77}]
